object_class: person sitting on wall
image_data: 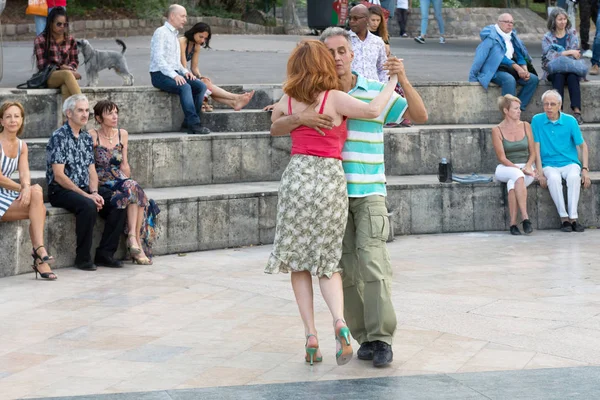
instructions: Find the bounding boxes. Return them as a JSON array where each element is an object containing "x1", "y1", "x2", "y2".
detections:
[
  {"x1": 179, "y1": 22, "x2": 255, "y2": 112},
  {"x1": 0, "y1": 101, "x2": 57, "y2": 280},
  {"x1": 469, "y1": 13, "x2": 539, "y2": 111},
  {"x1": 46, "y1": 94, "x2": 127, "y2": 271},
  {"x1": 533, "y1": 89, "x2": 591, "y2": 233},
  {"x1": 492, "y1": 95, "x2": 536, "y2": 236},
  {"x1": 150, "y1": 4, "x2": 210, "y2": 135}
]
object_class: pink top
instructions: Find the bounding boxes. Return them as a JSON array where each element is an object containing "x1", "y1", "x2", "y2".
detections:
[
  {"x1": 48, "y1": 1, "x2": 67, "y2": 7},
  {"x1": 289, "y1": 91, "x2": 347, "y2": 160}
]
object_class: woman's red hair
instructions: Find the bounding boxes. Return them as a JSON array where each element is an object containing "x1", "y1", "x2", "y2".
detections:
[{"x1": 283, "y1": 40, "x2": 341, "y2": 105}]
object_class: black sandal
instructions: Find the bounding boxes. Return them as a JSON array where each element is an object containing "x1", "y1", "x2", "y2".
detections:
[
  {"x1": 32, "y1": 245, "x2": 55, "y2": 265},
  {"x1": 31, "y1": 255, "x2": 57, "y2": 281}
]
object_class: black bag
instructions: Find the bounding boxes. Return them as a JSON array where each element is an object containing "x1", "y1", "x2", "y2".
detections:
[
  {"x1": 497, "y1": 58, "x2": 538, "y2": 80},
  {"x1": 17, "y1": 65, "x2": 57, "y2": 89}
]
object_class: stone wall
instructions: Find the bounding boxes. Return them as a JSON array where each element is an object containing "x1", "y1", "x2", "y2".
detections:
[
  {"x1": 388, "y1": 7, "x2": 547, "y2": 40},
  {"x1": 2, "y1": 15, "x2": 284, "y2": 42}
]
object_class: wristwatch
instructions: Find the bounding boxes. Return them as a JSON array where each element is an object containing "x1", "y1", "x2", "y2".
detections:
[{"x1": 582, "y1": 167, "x2": 589, "y2": 171}]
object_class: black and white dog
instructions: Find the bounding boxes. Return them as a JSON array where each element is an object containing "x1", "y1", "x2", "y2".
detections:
[{"x1": 76, "y1": 39, "x2": 134, "y2": 87}]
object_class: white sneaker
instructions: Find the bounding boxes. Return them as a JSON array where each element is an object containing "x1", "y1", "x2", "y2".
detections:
[
  {"x1": 439, "y1": 37, "x2": 446, "y2": 44},
  {"x1": 582, "y1": 49, "x2": 593, "y2": 58}
]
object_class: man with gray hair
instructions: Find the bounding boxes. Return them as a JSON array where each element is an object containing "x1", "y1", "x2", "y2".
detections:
[
  {"x1": 46, "y1": 94, "x2": 127, "y2": 270},
  {"x1": 532, "y1": 89, "x2": 591, "y2": 232},
  {"x1": 150, "y1": 4, "x2": 210, "y2": 135},
  {"x1": 271, "y1": 26, "x2": 427, "y2": 368}
]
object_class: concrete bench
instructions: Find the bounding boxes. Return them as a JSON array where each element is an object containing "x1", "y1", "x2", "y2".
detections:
[
  {"x1": 2, "y1": 174, "x2": 599, "y2": 278},
  {"x1": 2, "y1": 81, "x2": 599, "y2": 138}
]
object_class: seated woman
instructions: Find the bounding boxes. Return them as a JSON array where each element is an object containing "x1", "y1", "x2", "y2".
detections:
[
  {"x1": 368, "y1": 5, "x2": 390, "y2": 57},
  {"x1": 541, "y1": 7, "x2": 585, "y2": 125},
  {"x1": 266, "y1": 40, "x2": 398, "y2": 366},
  {"x1": 0, "y1": 102, "x2": 57, "y2": 280},
  {"x1": 33, "y1": 7, "x2": 82, "y2": 104},
  {"x1": 492, "y1": 94, "x2": 536, "y2": 236},
  {"x1": 89, "y1": 100, "x2": 158, "y2": 265},
  {"x1": 179, "y1": 22, "x2": 254, "y2": 112}
]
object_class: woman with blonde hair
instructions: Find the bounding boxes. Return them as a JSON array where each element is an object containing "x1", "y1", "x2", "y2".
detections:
[
  {"x1": 0, "y1": 102, "x2": 57, "y2": 280},
  {"x1": 492, "y1": 94, "x2": 536, "y2": 235},
  {"x1": 265, "y1": 40, "x2": 397, "y2": 366}
]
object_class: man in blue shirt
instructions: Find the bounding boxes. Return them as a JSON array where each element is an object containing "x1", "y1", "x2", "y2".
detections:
[{"x1": 532, "y1": 90, "x2": 591, "y2": 232}]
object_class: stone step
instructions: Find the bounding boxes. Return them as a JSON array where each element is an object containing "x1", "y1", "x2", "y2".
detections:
[
  {"x1": 3, "y1": 174, "x2": 600, "y2": 278},
  {"x1": 6, "y1": 81, "x2": 599, "y2": 138},
  {"x1": 22, "y1": 123, "x2": 600, "y2": 190}
]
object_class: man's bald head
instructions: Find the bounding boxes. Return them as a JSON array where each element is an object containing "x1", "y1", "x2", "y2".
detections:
[
  {"x1": 167, "y1": 4, "x2": 187, "y2": 30},
  {"x1": 350, "y1": 4, "x2": 369, "y2": 17}
]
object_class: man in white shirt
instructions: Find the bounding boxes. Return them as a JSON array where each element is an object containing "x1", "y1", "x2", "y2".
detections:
[
  {"x1": 149, "y1": 4, "x2": 210, "y2": 135},
  {"x1": 348, "y1": 4, "x2": 388, "y2": 83}
]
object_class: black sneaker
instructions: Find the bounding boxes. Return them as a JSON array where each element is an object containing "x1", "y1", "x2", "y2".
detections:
[
  {"x1": 574, "y1": 113, "x2": 584, "y2": 125},
  {"x1": 522, "y1": 219, "x2": 533, "y2": 234},
  {"x1": 510, "y1": 225, "x2": 521, "y2": 235},
  {"x1": 372, "y1": 341, "x2": 393, "y2": 367},
  {"x1": 414, "y1": 36, "x2": 425, "y2": 44},
  {"x1": 74, "y1": 260, "x2": 97, "y2": 271},
  {"x1": 571, "y1": 221, "x2": 585, "y2": 232},
  {"x1": 357, "y1": 342, "x2": 374, "y2": 360},
  {"x1": 560, "y1": 221, "x2": 573, "y2": 232}
]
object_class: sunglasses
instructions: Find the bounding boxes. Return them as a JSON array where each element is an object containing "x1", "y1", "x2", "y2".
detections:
[{"x1": 55, "y1": 22, "x2": 69, "y2": 27}]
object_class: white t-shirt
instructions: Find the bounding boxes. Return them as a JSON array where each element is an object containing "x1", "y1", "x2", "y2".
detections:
[{"x1": 396, "y1": 0, "x2": 408, "y2": 9}]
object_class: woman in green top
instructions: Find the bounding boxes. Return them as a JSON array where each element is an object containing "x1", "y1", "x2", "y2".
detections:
[{"x1": 492, "y1": 94, "x2": 537, "y2": 235}]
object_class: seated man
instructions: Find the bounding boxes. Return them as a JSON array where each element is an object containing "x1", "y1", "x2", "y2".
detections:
[
  {"x1": 469, "y1": 13, "x2": 539, "y2": 111},
  {"x1": 150, "y1": 4, "x2": 210, "y2": 135},
  {"x1": 46, "y1": 94, "x2": 127, "y2": 270},
  {"x1": 533, "y1": 90, "x2": 591, "y2": 232}
]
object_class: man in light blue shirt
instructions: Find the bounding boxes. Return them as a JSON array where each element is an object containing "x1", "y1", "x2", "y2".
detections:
[
  {"x1": 533, "y1": 89, "x2": 591, "y2": 232},
  {"x1": 150, "y1": 4, "x2": 210, "y2": 135}
]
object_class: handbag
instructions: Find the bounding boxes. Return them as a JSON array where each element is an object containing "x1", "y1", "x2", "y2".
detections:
[
  {"x1": 547, "y1": 56, "x2": 589, "y2": 77},
  {"x1": 17, "y1": 65, "x2": 56, "y2": 89},
  {"x1": 25, "y1": 0, "x2": 48, "y2": 17},
  {"x1": 360, "y1": 0, "x2": 390, "y2": 19}
]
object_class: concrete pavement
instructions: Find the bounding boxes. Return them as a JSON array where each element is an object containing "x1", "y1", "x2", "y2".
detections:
[
  {"x1": 5, "y1": 34, "x2": 597, "y2": 89},
  {"x1": 1, "y1": 231, "x2": 600, "y2": 399}
]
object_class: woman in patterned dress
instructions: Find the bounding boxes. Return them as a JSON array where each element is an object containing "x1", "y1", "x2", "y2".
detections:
[
  {"x1": 265, "y1": 40, "x2": 398, "y2": 366},
  {"x1": 89, "y1": 100, "x2": 154, "y2": 265},
  {"x1": 0, "y1": 102, "x2": 57, "y2": 280}
]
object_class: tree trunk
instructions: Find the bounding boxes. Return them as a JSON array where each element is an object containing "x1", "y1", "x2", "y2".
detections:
[{"x1": 282, "y1": 0, "x2": 302, "y2": 34}]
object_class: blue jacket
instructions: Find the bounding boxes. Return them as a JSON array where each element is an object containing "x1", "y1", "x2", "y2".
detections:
[{"x1": 469, "y1": 25, "x2": 532, "y2": 89}]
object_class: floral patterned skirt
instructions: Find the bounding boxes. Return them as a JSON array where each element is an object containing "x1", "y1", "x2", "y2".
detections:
[
  {"x1": 103, "y1": 178, "x2": 147, "y2": 209},
  {"x1": 265, "y1": 155, "x2": 348, "y2": 278}
]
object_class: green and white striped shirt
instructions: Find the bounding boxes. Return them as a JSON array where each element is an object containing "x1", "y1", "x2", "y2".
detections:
[{"x1": 343, "y1": 73, "x2": 408, "y2": 198}]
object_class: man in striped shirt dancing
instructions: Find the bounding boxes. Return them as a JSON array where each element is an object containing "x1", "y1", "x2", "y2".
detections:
[{"x1": 271, "y1": 27, "x2": 427, "y2": 367}]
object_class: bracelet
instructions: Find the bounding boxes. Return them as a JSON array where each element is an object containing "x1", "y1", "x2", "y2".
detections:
[
  {"x1": 582, "y1": 167, "x2": 589, "y2": 171},
  {"x1": 91, "y1": 190, "x2": 98, "y2": 194}
]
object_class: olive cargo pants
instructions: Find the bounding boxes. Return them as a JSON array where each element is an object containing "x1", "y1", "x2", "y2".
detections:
[{"x1": 340, "y1": 195, "x2": 397, "y2": 346}]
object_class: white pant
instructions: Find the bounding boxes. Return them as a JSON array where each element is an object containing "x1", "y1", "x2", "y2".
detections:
[
  {"x1": 495, "y1": 163, "x2": 535, "y2": 192},
  {"x1": 543, "y1": 164, "x2": 581, "y2": 219}
]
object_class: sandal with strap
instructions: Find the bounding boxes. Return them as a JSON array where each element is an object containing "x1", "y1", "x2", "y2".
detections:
[
  {"x1": 32, "y1": 245, "x2": 55, "y2": 265},
  {"x1": 304, "y1": 334, "x2": 323, "y2": 365},
  {"x1": 31, "y1": 255, "x2": 57, "y2": 281},
  {"x1": 334, "y1": 319, "x2": 353, "y2": 366}
]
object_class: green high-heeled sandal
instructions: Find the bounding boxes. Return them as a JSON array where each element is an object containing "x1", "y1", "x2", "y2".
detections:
[
  {"x1": 334, "y1": 319, "x2": 353, "y2": 366},
  {"x1": 305, "y1": 334, "x2": 323, "y2": 365}
]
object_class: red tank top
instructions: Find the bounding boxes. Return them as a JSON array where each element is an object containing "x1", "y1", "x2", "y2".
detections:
[{"x1": 289, "y1": 91, "x2": 348, "y2": 160}]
